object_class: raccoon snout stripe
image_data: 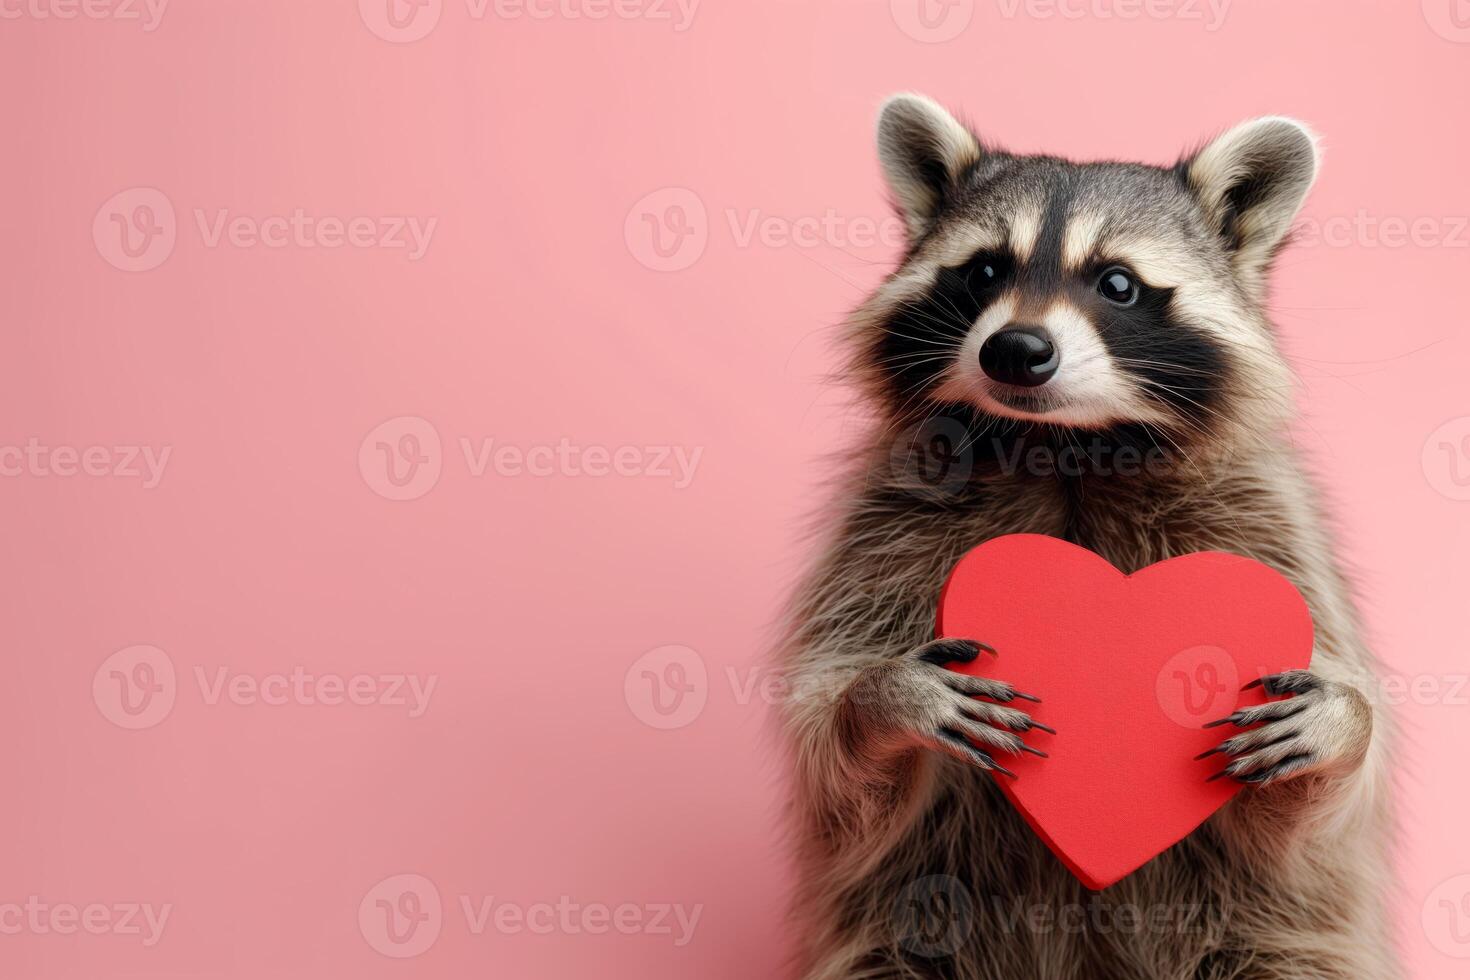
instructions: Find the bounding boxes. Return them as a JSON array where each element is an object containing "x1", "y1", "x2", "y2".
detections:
[{"x1": 979, "y1": 326, "x2": 1058, "y2": 387}]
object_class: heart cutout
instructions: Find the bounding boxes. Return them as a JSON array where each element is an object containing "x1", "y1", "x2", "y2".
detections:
[{"x1": 937, "y1": 534, "x2": 1314, "y2": 890}]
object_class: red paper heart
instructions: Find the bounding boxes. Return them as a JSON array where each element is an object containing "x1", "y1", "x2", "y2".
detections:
[{"x1": 937, "y1": 534, "x2": 1313, "y2": 890}]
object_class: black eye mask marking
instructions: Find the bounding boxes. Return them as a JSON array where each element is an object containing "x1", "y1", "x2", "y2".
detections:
[
  {"x1": 874, "y1": 251, "x2": 1013, "y2": 404},
  {"x1": 872, "y1": 238, "x2": 1229, "y2": 435},
  {"x1": 1082, "y1": 276, "x2": 1228, "y2": 419}
]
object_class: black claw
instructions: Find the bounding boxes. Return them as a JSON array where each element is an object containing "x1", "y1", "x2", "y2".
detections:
[
  {"x1": 1195, "y1": 746, "x2": 1222, "y2": 761},
  {"x1": 1020, "y1": 745, "x2": 1048, "y2": 758},
  {"x1": 938, "y1": 729, "x2": 1016, "y2": 779},
  {"x1": 976, "y1": 642, "x2": 998, "y2": 658},
  {"x1": 1205, "y1": 768, "x2": 1230, "y2": 782},
  {"x1": 1013, "y1": 691, "x2": 1042, "y2": 703},
  {"x1": 989, "y1": 759, "x2": 1017, "y2": 779},
  {"x1": 919, "y1": 639, "x2": 981, "y2": 665},
  {"x1": 1028, "y1": 720, "x2": 1056, "y2": 735},
  {"x1": 1249, "y1": 671, "x2": 1318, "y2": 697},
  {"x1": 1202, "y1": 714, "x2": 1237, "y2": 729}
]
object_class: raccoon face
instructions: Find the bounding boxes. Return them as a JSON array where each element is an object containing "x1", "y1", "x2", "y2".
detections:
[{"x1": 854, "y1": 94, "x2": 1318, "y2": 446}]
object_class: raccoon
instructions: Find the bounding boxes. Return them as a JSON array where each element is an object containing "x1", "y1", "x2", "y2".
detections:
[{"x1": 778, "y1": 94, "x2": 1396, "y2": 979}]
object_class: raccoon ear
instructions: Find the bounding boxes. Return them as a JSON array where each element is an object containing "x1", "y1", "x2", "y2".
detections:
[
  {"x1": 877, "y1": 93, "x2": 982, "y2": 243},
  {"x1": 1182, "y1": 116, "x2": 1320, "y2": 291}
]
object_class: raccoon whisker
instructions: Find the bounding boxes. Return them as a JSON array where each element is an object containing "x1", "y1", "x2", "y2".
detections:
[
  {"x1": 1179, "y1": 326, "x2": 1316, "y2": 392},
  {"x1": 877, "y1": 325, "x2": 964, "y2": 349},
  {"x1": 1107, "y1": 357, "x2": 1224, "y2": 379},
  {"x1": 875, "y1": 357, "x2": 960, "y2": 378},
  {"x1": 874, "y1": 344, "x2": 962, "y2": 367},
  {"x1": 786, "y1": 242, "x2": 884, "y2": 295},
  {"x1": 876, "y1": 381, "x2": 953, "y2": 451},
  {"x1": 1101, "y1": 354, "x2": 1238, "y2": 427},
  {"x1": 1131, "y1": 378, "x2": 1234, "y2": 430},
  {"x1": 888, "y1": 302, "x2": 974, "y2": 338},
  {"x1": 932, "y1": 290, "x2": 981, "y2": 335},
  {"x1": 1272, "y1": 336, "x2": 1442, "y2": 368}
]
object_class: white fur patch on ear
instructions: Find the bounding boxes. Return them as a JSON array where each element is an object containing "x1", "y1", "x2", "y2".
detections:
[
  {"x1": 1185, "y1": 116, "x2": 1320, "y2": 293},
  {"x1": 876, "y1": 93, "x2": 981, "y2": 243}
]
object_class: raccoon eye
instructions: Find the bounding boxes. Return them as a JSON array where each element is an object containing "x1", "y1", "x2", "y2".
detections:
[
  {"x1": 964, "y1": 253, "x2": 1009, "y2": 292},
  {"x1": 1097, "y1": 267, "x2": 1139, "y2": 306}
]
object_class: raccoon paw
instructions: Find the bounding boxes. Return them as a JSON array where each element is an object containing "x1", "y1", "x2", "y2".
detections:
[
  {"x1": 841, "y1": 638, "x2": 1051, "y2": 778},
  {"x1": 1196, "y1": 670, "x2": 1371, "y2": 785}
]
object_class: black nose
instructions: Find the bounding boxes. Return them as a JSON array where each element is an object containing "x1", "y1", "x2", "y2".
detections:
[{"x1": 979, "y1": 326, "x2": 1059, "y2": 387}]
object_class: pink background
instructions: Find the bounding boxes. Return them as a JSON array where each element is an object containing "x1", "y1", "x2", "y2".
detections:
[{"x1": 3, "y1": 1, "x2": 1469, "y2": 976}]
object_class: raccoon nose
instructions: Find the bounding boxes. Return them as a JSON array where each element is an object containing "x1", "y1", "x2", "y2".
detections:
[{"x1": 979, "y1": 326, "x2": 1059, "y2": 387}]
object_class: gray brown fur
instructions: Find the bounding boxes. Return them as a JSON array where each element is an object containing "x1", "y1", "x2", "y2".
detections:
[{"x1": 777, "y1": 95, "x2": 1396, "y2": 980}]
